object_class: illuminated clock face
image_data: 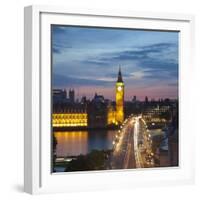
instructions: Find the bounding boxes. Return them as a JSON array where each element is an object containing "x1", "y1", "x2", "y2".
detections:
[{"x1": 117, "y1": 86, "x2": 122, "y2": 91}]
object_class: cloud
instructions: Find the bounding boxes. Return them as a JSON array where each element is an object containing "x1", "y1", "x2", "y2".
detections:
[
  {"x1": 82, "y1": 60, "x2": 110, "y2": 66},
  {"x1": 130, "y1": 70, "x2": 151, "y2": 80},
  {"x1": 53, "y1": 74, "x2": 114, "y2": 88},
  {"x1": 52, "y1": 26, "x2": 74, "y2": 54},
  {"x1": 142, "y1": 43, "x2": 176, "y2": 51},
  {"x1": 52, "y1": 26, "x2": 66, "y2": 35},
  {"x1": 52, "y1": 42, "x2": 72, "y2": 54},
  {"x1": 52, "y1": 26, "x2": 178, "y2": 99},
  {"x1": 53, "y1": 47, "x2": 61, "y2": 54},
  {"x1": 80, "y1": 42, "x2": 178, "y2": 82},
  {"x1": 99, "y1": 42, "x2": 177, "y2": 63},
  {"x1": 76, "y1": 42, "x2": 178, "y2": 76}
]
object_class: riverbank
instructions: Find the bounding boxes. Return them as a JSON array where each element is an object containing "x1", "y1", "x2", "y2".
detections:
[
  {"x1": 53, "y1": 125, "x2": 119, "y2": 132},
  {"x1": 54, "y1": 149, "x2": 112, "y2": 172}
]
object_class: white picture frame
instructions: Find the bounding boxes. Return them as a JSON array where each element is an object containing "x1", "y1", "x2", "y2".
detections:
[{"x1": 24, "y1": 5, "x2": 195, "y2": 194}]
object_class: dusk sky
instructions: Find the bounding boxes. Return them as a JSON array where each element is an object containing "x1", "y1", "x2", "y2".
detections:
[{"x1": 52, "y1": 25, "x2": 179, "y2": 101}]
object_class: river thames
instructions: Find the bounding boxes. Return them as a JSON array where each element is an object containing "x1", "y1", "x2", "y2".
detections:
[{"x1": 54, "y1": 130, "x2": 118, "y2": 157}]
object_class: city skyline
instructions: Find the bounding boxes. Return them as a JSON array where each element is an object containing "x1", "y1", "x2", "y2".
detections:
[
  {"x1": 53, "y1": 87, "x2": 177, "y2": 102},
  {"x1": 52, "y1": 25, "x2": 179, "y2": 173},
  {"x1": 52, "y1": 25, "x2": 178, "y2": 101}
]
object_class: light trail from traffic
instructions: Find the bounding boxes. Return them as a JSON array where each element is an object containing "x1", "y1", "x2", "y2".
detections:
[
  {"x1": 133, "y1": 117, "x2": 144, "y2": 168},
  {"x1": 110, "y1": 115, "x2": 154, "y2": 169},
  {"x1": 111, "y1": 116, "x2": 135, "y2": 169}
]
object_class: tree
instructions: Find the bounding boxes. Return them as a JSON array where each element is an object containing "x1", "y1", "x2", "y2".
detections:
[
  {"x1": 65, "y1": 150, "x2": 108, "y2": 172},
  {"x1": 52, "y1": 134, "x2": 57, "y2": 172}
]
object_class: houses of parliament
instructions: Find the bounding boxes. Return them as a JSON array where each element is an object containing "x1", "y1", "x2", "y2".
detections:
[{"x1": 52, "y1": 67, "x2": 125, "y2": 129}]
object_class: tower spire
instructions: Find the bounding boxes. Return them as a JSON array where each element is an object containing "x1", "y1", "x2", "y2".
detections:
[{"x1": 117, "y1": 65, "x2": 123, "y2": 82}]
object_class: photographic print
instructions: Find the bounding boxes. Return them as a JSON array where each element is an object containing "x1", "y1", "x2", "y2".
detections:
[{"x1": 51, "y1": 25, "x2": 179, "y2": 173}]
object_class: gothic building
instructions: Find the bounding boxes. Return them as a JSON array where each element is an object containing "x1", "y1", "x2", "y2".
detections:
[
  {"x1": 107, "y1": 67, "x2": 125, "y2": 126},
  {"x1": 115, "y1": 67, "x2": 124, "y2": 124},
  {"x1": 53, "y1": 67, "x2": 125, "y2": 129}
]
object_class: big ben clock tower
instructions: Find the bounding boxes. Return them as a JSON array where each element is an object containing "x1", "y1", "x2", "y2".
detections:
[{"x1": 116, "y1": 67, "x2": 124, "y2": 124}]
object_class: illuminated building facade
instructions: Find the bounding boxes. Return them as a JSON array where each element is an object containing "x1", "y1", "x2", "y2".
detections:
[
  {"x1": 107, "y1": 104, "x2": 117, "y2": 125},
  {"x1": 52, "y1": 112, "x2": 88, "y2": 127},
  {"x1": 106, "y1": 67, "x2": 125, "y2": 126},
  {"x1": 142, "y1": 105, "x2": 171, "y2": 123},
  {"x1": 115, "y1": 67, "x2": 124, "y2": 124},
  {"x1": 53, "y1": 67, "x2": 125, "y2": 129}
]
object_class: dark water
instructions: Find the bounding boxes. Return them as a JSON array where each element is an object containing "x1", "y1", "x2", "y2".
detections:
[{"x1": 54, "y1": 130, "x2": 117, "y2": 157}]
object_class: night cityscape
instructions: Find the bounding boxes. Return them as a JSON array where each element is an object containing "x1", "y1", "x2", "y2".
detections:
[{"x1": 51, "y1": 25, "x2": 179, "y2": 173}]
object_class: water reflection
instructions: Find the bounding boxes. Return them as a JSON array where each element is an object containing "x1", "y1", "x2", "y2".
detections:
[
  {"x1": 54, "y1": 131, "x2": 88, "y2": 157},
  {"x1": 54, "y1": 130, "x2": 117, "y2": 157}
]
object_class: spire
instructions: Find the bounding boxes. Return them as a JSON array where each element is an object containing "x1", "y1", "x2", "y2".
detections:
[{"x1": 117, "y1": 65, "x2": 123, "y2": 82}]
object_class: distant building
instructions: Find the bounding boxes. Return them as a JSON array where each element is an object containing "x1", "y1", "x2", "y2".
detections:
[
  {"x1": 69, "y1": 89, "x2": 75, "y2": 103},
  {"x1": 158, "y1": 149, "x2": 170, "y2": 167},
  {"x1": 87, "y1": 93, "x2": 107, "y2": 128},
  {"x1": 81, "y1": 96, "x2": 87, "y2": 104},
  {"x1": 52, "y1": 88, "x2": 87, "y2": 128},
  {"x1": 157, "y1": 118, "x2": 178, "y2": 167},
  {"x1": 53, "y1": 67, "x2": 125, "y2": 129},
  {"x1": 145, "y1": 96, "x2": 149, "y2": 104},
  {"x1": 52, "y1": 101, "x2": 87, "y2": 128},
  {"x1": 107, "y1": 67, "x2": 125, "y2": 126},
  {"x1": 168, "y1": 129, "x2": 178, "y2": 166},
  {"x1": 132, "y1": 95, "x2": 137, "y2": 103},
  {"x1": 93, "y1": 93, "x2": 105, "y2": 103},
  {"x1": 142, "y1": 105, "x2": 171, "y2": 123},
  {"x1": 107, "y1": 103, "x2": 117, "y2": 125},
  {"x1": 53, "y1": 89, "x2": 67, "y2": 103}
]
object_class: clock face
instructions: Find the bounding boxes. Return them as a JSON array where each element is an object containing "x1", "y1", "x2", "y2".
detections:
[{"x1": 117, "y1": 86, "x2": 122, "y2": 91}]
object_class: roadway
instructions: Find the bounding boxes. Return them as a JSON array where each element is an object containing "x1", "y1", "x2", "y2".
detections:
[
  {"x1": 110, "y1": 116, "x2": 154, "y2": 169},
  {"x1": 134, "y1": 117, "x2": 144, "y2": 168}
]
